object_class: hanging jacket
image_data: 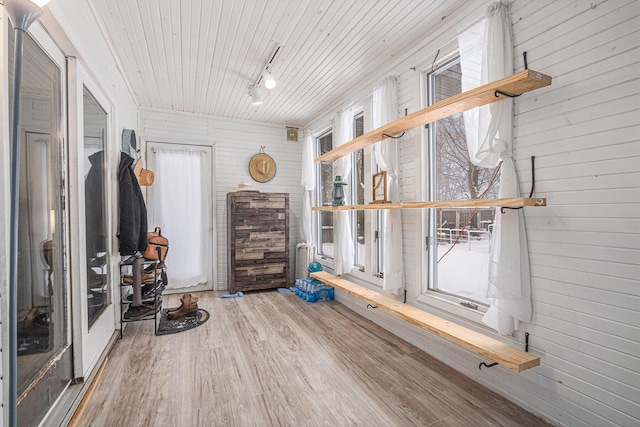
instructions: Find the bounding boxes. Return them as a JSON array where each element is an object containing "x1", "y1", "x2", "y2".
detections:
[
  {"x1": 117, "y1": 152, "x2": 148, "y2": 255},
  {"x1": 85, "y1": 150, "x2": 106, "y2": 258}
]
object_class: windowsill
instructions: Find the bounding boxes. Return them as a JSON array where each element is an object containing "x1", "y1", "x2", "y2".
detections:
[
  {"x1": 316, "y1": 255, "x2": 334, "y2": 271},
  {"x1": 348, "y1": 269, "x2": 384, "y2": 289},
  {"x1": 416, "y1": 292, "x2": 488, "y2": 327},
  {"x1": 314, "y1": 258, "x2": 384, "y2": 290}
]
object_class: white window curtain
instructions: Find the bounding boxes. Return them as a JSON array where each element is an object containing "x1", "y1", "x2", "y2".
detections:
[
  {"x1": 458, "y1": 0, "x2": 532, "y2": 335},
  {"x1": 373, "y1": 76, "x2": 404, "y2": 294},
  {"x1": 300, "y1": 130, "x2": 315, "y2": 245},
  {"x1": 334, "y1": 108, "x2": 355, "y2": 275},
  {"x1": 152, "y1": 148, "x2": 209, "y2": 289}
]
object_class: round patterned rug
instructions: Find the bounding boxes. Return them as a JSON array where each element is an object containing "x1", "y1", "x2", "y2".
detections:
[{"x1": 156, "y1": 308, "x2": 209, "y2": 335}]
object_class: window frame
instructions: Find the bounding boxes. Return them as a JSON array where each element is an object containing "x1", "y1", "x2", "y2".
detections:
[
  {"x1": 312, "y1": 108, "x2": 383, "y2": 287},
  {"x1": 418, "y1": 54, "x2": 490, "y2": 323},
  {"x1": 350, "y1": 108, "x2": 385, "y2": 284},
  {"x1": 315, "y1": 128, "x2": 335, "y2": 263}
]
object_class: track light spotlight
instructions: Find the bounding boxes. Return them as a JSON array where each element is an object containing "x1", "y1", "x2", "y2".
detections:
[
  {"x1": 263, "y1": 69, "x2": 276, "y2": 90},
  {"x1": 251, "y1": 86, "x2": 263, "y2": 105}
]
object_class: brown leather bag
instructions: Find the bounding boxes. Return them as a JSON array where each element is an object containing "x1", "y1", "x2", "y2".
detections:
[{"x1": 144, "y1": 227, "x2": 169, "y2": 261}]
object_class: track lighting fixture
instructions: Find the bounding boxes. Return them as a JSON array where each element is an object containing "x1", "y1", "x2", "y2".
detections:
[
  {"x1": 251, "y1": 86, "x2": 263, "y2": 105},
  {"x1": 250, "y1": 44, "x2": 282, "y2": 104},
  {"x1": 262, "y1": 69, "x2": 276, "y2": 89}
]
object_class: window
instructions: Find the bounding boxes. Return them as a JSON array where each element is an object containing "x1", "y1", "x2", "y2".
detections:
[
  {"x1": 352, "y1": 113, "x2": 365, "y2": 268},
  {"x1": 314, "y1": 112, "x2": 384, "y2": 280},
  {"x1": 424, "y1": 58, "x2": 500, "y2": 309},
  {"x1": 83, "y1": 87, "x2": 110, "y2": 327},
  {"x1": 10, "y1": 26, "x2": 72, "y2": 423},
  {"x1": 316, "y1": 130, "x2": 334, "y2": 258}
]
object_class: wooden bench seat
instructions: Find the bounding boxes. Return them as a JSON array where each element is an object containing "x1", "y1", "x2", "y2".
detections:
[{"x1": 310, "y1": 271, "x2": 540, "y2": 372}]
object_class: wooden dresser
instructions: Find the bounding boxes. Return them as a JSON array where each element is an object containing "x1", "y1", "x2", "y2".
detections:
[{"x1": 227, "y1": 192, "x2": 289, "y2": 293}]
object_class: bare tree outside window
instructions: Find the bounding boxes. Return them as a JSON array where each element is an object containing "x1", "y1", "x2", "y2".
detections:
[{"x1": 436, "y1": 113, "x2": 499, "y2": 201}]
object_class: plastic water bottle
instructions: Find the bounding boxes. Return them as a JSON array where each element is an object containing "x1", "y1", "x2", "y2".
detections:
[
  {"x1": 307, "y1": 284, "x2": 317, "y2": 302},
  {"x1": 302, "y1": 278, "x2": 310, "y2": 300},
  {"x1": 315, "y1": 284, "x2": 330, "y2": 301}
]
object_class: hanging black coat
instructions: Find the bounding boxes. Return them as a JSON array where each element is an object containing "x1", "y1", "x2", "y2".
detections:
[
  {"x1": 85, "y1": 150, "x2": 106, "y2": 258},
  {"x1": 117, "y1": 152, "x2": 148, "y2": 255}
]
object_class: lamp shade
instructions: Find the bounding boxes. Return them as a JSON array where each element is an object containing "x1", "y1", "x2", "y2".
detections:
[
  {"x1": 263, "y1": 71, "x2": 276, "y2": 89},
  {"x1": 4, "y1": 0, "x2": 50, "y2": 30}
]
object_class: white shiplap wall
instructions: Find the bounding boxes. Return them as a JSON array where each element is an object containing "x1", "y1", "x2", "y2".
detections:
[
  {"x1": 139, "y1": 108, "x2": 304, "y2": 290},
  {"x1": 510, "y1": 0, "x2": 640, "y2": 425},
  {"x1": 304, "y1": 1, "x2": 640, "y2": 426}
]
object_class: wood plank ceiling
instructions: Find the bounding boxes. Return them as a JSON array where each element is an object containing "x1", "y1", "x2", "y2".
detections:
[{"x1": 90, "y1": 0, "x2": 469, "y2": 127}]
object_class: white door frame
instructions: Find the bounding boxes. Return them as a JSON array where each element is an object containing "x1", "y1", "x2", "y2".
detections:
[
  {"x1": 68, "y1": 58, "x2": 116, "y2": 379},
  {"x1": 145, "y1": 141, "x2": 217, "y2": 292}
]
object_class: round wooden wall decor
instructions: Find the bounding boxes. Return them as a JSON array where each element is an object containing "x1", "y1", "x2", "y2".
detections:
[{"x1": 249, "y1": 152, "x2": 276, "y2": 182}]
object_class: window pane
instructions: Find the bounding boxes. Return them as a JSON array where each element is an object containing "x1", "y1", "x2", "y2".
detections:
[
  {"x1": 429, "y1": 60, "x2": 499, "y2": 305},
  {"x1": 11, "y1": 30, "x2": 70, "y2": 405},
  {"x1": 83, "y1": 87, "x2": 110, "y2": 327},
  {"x1": 353, "y1": 114, "x2": 365, "y2": 267},
  {"x1": 317, "y1": 131, "x2": 334, "y2": 257}
]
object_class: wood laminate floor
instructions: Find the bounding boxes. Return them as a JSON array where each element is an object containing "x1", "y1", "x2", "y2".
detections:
[{"x1": 78, "y1": 290, "x2": 552, "y2": 427}]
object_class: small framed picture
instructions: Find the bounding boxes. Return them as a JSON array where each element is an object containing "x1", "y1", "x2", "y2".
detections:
[{"x1": 371, "y1": 171, "x2": 389, "y2": 204}]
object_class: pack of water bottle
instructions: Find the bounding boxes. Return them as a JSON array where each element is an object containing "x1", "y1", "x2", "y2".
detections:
[{"x1": 295, "y1": 278, "x2": 335, "y2": 303}]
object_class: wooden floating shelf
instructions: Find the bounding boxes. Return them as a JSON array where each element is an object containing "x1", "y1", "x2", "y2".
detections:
[
  {"x1": 311, "y1": 271, "x2": 540, "y2": 372},
  {"x1": 313, "y1": 197, "x2": 546, "y2": 211},
  {"x1": 315, "y1": 69, "x2": 552, "y2": 163}
]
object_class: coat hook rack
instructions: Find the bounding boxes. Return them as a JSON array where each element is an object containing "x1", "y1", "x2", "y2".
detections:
[
  {"x1": 502, "y1": 156, "x2": 536, "y2": 214},
  {"x1": 479, "y1": 361, "x2": 499, "y2": 370}
]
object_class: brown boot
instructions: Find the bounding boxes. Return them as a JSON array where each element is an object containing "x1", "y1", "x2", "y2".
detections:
[
  {"x1": 167, "y1": 293, "x2": 189, "y2": 313},
  {"x1": 167, "y1": 294, "x2": 199, "y2": 319}
]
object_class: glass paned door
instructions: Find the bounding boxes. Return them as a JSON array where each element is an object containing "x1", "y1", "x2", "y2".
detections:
[
  {"x1": 10, "y1": 27, "x2": 72, "y2": 425},
  {"x1": 146, "y1": 143, "x2": 214, "y2": 291},
  {"x1": 71, "y1": 62, "x2": 116, "y2": 381},
  {"x1": 83, "y1": 87, "x2": 110, "y2": 327}
]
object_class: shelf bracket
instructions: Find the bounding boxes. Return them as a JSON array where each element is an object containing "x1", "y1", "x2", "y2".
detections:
[
  {"x1": 495, "y1": 90, "x2": 521, "y2": 98},
  {"x1": 502, "y1": 156, "x2": 536, "y2": 214},
  {"x1": 381, "y1": 132, "x2": 406, "y2": 140},
  {"x1": 479, "y1": 361, "x2": 499, "y2": 370}
]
